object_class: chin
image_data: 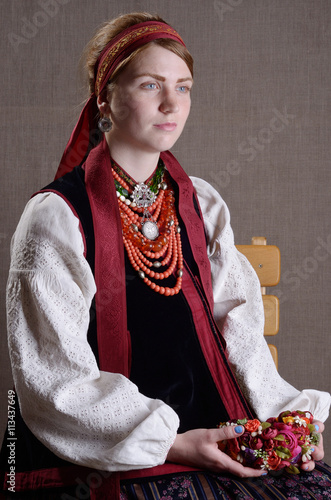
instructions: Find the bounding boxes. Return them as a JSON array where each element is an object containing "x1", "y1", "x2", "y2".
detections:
[{"x1": 155, "y1": 136, "x2": 182, "y2": 153}]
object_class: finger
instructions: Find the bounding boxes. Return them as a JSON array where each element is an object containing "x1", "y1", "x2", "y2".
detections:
[
  {"x1": 215, "y1": 453, "x2": 267, "y2": 478},
  {"x1": 223, "y1": 462, "x2": 268, "y2": 478},
  {"x1": 311, "y1": 421, "x2": 324, "y2": 461},
  {"x1": 215, "y1": 424, "x2": 245, "y2": 442},
  {"x1": 312, "y1": 433, "x2": 324, "y2": 461},
  {"x1": 300, "y1": 460, "x2": 315, "y2": 472},
  {"x1": 300, "y1": 426, "x2": 324, "y2": 471},
  {"x1": 312, "y1": 420, "x2": 324, "y2": 433}
]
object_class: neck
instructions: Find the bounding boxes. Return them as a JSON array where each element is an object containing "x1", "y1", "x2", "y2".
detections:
[{"x1": 105, "y1": 134, "x2": 160, "y2": 183}]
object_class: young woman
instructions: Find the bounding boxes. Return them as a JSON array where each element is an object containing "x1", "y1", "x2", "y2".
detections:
[{"x1": 1, "y1": 12, "x2": 330, "y2": 500}]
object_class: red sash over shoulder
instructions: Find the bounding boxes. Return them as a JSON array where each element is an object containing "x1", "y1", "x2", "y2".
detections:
[{"x1": 85, "y1": 137, "x2": 215, "y2": 376}]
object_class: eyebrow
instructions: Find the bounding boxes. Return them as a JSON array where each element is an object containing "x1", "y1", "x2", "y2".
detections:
[{"x1": 134, "y1": 72, "x2": 193, "y2": 83}]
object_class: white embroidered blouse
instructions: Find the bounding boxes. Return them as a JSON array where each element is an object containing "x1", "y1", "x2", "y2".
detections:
[{"x1": 6, "y1": 176, "x2": 330, "y2": 472}]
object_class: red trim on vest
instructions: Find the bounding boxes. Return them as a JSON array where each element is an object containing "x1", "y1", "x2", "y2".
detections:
[
  {"x1": 82, "y1": 138, "x2": 217, "y2": 378},
  {"x1": 82, "y1": 139, "x2": 217, "y2": 377},
  {"x1": 84, "y1": 139, "x2": 130, "y2": 376},
  {"x1": 181, "y1": 268, "x2": 252, "y2": 419},
  {"x1": 160, "y1": 150, "x2": 215, "y2": 311}
]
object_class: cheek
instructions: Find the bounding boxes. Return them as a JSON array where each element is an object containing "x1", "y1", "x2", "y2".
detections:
[
  {"x1": 116, "y1": 99, "x2": 150, "y2": 125},
  {"x1": 113, "y1": 105, "x2": 131, "y2": 123},
  {"x1": 182, "y1": 96, "x2": 191, "y2": 115},
  {"x1": 110, "y1": 89, "x2": 140, "y2": 123}
]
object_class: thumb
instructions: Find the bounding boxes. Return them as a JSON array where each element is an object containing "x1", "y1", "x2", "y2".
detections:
[
  {"x1": 217, "y1": 424, "x2": 245, "y2": 442},
  {"x1": 312, "y1": 420, "x2": 324, "y2": 433}
]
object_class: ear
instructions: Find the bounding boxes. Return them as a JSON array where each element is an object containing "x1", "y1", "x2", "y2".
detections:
[{"x1": 97, "y1": 89, "x2": 111, "y2": 115}]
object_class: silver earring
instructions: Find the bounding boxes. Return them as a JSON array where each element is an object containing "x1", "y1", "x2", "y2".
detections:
[{"x1": 98, "y1": 117, "x2": 112, "y2": 133}]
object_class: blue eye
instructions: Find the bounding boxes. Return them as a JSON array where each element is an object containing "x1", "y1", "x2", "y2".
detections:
[
  {"x1": 177, "y1": 85, "x2": 191, "y2": 93},
  {"x1": 144, "y1": 83, "x2": 157, "y2": 90}
]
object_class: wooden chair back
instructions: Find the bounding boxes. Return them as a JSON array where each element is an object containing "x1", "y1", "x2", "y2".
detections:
[{"x1": 236, "y1": 237, "x2": 280, "y2": 368}]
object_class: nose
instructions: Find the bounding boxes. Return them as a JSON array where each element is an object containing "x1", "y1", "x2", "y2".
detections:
[{"x1": 159, "y1": 89, "x2": 179, "y2": 114}]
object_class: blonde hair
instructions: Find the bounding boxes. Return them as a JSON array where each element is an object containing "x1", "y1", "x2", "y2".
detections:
[{"x1": 82, "y1": 12, "x2": 193, "y2": 95}]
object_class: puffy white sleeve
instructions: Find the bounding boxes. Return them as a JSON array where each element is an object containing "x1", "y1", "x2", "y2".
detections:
[
  {"x1": 191, "y1": 176, "x2": 331, "y2": 423},
  {"x1": 7, "y1": 192, "x2": 179, "y2": 471}
]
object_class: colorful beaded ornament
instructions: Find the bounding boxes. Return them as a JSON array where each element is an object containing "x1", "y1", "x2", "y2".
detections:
[{"x1": 111, "y1": 159, "x2": 183, "y2": 296}]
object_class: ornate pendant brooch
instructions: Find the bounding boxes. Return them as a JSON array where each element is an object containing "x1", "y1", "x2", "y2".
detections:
[{"x1": 132, "y1": 183, "x2": 159, "y2": 240}]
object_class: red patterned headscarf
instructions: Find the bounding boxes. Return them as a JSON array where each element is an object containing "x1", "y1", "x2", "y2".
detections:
[{"x1": 55, "y1": 21, "x2": 186, "y2": 179}]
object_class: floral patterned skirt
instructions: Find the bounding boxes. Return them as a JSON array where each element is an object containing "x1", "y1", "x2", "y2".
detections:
[{"x1": 120, "y1": 461, "x2": 331, "y2": 500}]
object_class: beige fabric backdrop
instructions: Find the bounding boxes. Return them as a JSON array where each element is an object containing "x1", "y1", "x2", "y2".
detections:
[{"x1": 1, "y1": 0, "x2": 330, "y2": 464}]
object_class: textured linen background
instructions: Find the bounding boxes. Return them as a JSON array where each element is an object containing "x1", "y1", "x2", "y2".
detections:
[{"x1": 1, "y1": 0, "x2": 330, "y2": 465}]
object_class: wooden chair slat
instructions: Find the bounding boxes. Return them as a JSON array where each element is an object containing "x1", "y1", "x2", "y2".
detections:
[
  {"x1": 236, "y1": 238, "x2": 280, "y2": 369},
  {"x1": 263, "y1": 295, "x2": 279, "y2": 336},
  {"x1": 236, "y1": 245, "x2": 281, "y2": 287}
]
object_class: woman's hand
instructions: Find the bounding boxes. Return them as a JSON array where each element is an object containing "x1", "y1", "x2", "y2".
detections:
[
  {"x1": 166, "y1": 426, "x2": 266, "y2": 478},
  {"x1": 300, "y1": 420, "x2": 325, "y2": 472}
]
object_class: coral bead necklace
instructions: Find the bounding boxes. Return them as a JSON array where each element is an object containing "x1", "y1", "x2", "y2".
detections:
[{"x1": 111, "y1": 159, "x2": 183, "y2": 296}]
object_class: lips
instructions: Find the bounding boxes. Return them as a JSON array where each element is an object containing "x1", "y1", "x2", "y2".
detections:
[{"x1": 154, "y1": 122, "x2": 177, "y2": 132}]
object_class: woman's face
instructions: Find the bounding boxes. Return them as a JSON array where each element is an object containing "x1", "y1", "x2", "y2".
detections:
[{"x1": 106, "y1": 44, "x2": 193, "y2": 155}]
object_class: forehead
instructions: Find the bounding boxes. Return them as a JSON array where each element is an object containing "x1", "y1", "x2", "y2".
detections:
[{"x1": 122, "y1": 44, "x2": 191, "y2": 80}]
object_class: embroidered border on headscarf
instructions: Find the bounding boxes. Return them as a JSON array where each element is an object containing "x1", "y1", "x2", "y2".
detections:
[{"x1": 95, "y1": 22, "x2": 185, "y2": 96}]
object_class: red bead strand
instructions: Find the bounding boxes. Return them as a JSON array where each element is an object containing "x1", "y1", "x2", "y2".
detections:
[{"x1": 112, "y1": 167, "x2": 183, "y2": 295}]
